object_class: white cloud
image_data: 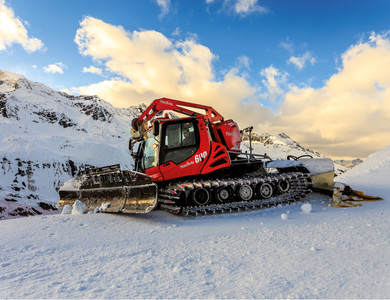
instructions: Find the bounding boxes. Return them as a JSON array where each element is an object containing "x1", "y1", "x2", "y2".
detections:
[
  {"x1": 172, "y1": 27, "x2": 180, "y2": 37},
  {"x1": 288, "y1": 51, "x2": 316, "y2": 70},
  {"x1": 260, "y1": 65, "x2": 288, "y2": 98},
  {"x1": 237, "y1": 55, "x2": 251, "y2": 70},
  {"x1": 206, "y1": 0, "x2": 268, "y2": 17},
  {"x1": 82, "y1": 66, "x2": 103, "y2": 75},
  {"x1": 0, "y1": 0, "x2": 43, "y2": 52},
  {"x1": 279, "y1": 39, "x2": 294, "y2": 54},
  {"x1": 155, "y1": 0, "x2": 171, "y2": 17},
  {"x1": 232, "y1": 0, "x2": 268, "y2": 16},
  {"x1": 43, "y1": 62, "x2": 65, "y2": 74}
]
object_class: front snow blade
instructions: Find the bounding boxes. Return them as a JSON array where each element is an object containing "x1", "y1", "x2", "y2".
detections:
[{"x1": 57, "y1": 164, "x2": 158, "y2": 214}]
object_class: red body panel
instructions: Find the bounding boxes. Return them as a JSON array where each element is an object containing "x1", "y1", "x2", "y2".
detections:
[
  {"x1": 211, "y1": 119, "x2": 241, "y2": 152},
  {"x1": 200, "y1": 141, "x2": 231, "y2": 174},
  {"x1": 144, "y1": 166, "x2": 163, "y2": 181}
]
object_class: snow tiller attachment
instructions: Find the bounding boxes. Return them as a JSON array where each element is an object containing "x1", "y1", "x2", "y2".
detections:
[
  {"x1": 267, "y1": 155, "x2": 335, "y2": 194},
  {"x1": 57, "y1": 164, "x2": 158, "y2": 213}
]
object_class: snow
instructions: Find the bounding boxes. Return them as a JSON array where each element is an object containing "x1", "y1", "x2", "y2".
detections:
[
  {"x1": 71, "y1": 200, "x2": 87, "y2": 214},
  {"x1": 0, "y1": 194, "x2": 389, "y2": 298},
  {"x1": 61, "y1": 204, "x2": 72, "y2": 215},
  {"x1": 337, "y1": 144, "x2": 390, "y2": 197},
  {"x1": 300, "y1": 203, "x2": 312, "y2": 213}
]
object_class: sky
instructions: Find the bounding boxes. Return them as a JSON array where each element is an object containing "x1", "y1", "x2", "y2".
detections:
[{"x1": 1, "y1": 0, "x2": 390, "y2": 160}]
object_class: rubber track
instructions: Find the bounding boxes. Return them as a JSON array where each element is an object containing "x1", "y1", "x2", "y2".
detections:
[{"x1": 158, "y1": 172, "x2": 311, "y2": 216}]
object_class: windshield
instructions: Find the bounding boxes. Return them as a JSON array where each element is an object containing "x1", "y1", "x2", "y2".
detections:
[{"x1": 142, "y1": 133, "x2": 158, "y2": 170}]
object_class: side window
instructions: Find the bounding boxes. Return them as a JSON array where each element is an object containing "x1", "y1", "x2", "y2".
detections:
[
  {"x1": 161, "y1": 121, "x2": 198, "y2": 165},
  {"x1": 165, "y1": 123, "x2": 181, "y2": 149},
  {"x1": 181, "y1": 122, "x2": 196, "y2": 147}
]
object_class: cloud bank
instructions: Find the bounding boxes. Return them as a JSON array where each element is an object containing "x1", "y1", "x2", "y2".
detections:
[
  {"x1": 0, "y1": 0, "x2": 43, "y2": 52},
  {"x1": 73, "y1": 16, "x2": 272, "y2": 128},
  {"x1": 274, "y1": 32, "x2": 390, "y2": 158},
  {"x1": 73, "y1": 17, "x2": 390, "y2": 159}
]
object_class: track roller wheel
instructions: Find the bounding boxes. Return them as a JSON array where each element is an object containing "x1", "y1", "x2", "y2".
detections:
[
  {"x1": 277, "y1": 179, "x2": 290, "y2": 193},
  {"x1": 191, "y1": 188, "x2": 210, "y2": 206},
  {"x1": 215, "y1": 186, "x2": 233, "y2": 203},
  {"x1": 237, "y1": 184, "x2": 254, "y2": 201},
  {"x1": 256, "y1": 182, "x2": 273, "y2": 199}
]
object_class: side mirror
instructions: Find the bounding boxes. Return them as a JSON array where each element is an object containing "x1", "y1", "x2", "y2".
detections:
[{"x1": 153, "y1": 121, "x2": 160, "y2": 136}]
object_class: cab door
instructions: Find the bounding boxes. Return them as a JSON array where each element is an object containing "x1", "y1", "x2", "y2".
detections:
[{"x1": 159, "y1": 118, "x2": 209, "y2": 181}]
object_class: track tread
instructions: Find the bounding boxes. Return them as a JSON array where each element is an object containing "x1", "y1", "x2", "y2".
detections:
[{"x1": 158, "y1": 172, "x2": 311, "y2": 216}]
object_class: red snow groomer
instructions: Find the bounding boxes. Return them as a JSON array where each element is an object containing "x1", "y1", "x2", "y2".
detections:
[{"x1": 57, "y1": 98, "x2": 335, "y2": 216}]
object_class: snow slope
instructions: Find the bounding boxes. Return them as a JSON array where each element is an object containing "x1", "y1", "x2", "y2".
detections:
[
  {"x1": 337, "y1": 143, "x2": 390, "y2": 198},
  {"x1": 0, "y1": 147, "x2": 389, "y2": 298}
]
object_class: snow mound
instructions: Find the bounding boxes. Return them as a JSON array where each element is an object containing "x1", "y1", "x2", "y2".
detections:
[
  {"x1": 337, "y1": 144, "x2": 390, "y2": 196},
  {"x1": 301, "y1": 203, "x2": 312, "y2": 213},
  {"x1": 71, "y1": 200, "x2": 87, "y2": 214},
  {"x1": 339, "y1": 144, "x2": 390, "y2": 180},
  {"x1": 61, "y1": 204, "x2": 73, "y2": 215}
]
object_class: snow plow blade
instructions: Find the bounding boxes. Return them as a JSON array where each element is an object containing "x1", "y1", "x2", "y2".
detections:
[
  {"x1": 268, "y1": 157, "x2": 335, "y2": 194},
  {"x1": 57, "y1": 164, "x2": 158, "y2": 214}
]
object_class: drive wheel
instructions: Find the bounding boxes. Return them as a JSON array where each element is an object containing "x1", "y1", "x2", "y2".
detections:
[
  {"x1": 257, "y1": 182, "x2": 273, "y2": 199},
  {"x1": 215, "y1": 187, "x2": 232, "y2": 203},
  {"x1": 278, "y1": 179, "x2": 290, "y2": 193},
  {"x1": 192, "y1": 188, "x2": 210, "y2": 206},
  {"x1": 237, "y1": 184, "x2": 253, "y2": 201}
]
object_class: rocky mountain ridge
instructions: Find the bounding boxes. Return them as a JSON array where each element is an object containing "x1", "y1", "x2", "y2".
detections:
[
  {"x1": 0, "y1": 70, "x2": 137, "y2": 206},
  {"x1": 335, "y1": 158, "x2": 363, "y2": 169}
]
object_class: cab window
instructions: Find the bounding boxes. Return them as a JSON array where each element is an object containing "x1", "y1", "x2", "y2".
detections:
[{"x1": 161, "y1": 121, "x2": 198, "y2": 165}]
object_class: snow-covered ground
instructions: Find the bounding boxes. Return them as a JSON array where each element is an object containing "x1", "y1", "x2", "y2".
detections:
[{"x1": 0, "y1": 146, "x2": 389, "y2": 298}]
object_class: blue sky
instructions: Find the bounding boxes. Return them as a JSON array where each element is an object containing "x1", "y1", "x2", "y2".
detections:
[{"x1": 1, "y1": 0, "x2": 390, "y2": 159}]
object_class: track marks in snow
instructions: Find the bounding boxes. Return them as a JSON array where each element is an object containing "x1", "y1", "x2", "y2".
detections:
[{"x1": 0, "y1": 196, "x2": 389, "y2": 298}]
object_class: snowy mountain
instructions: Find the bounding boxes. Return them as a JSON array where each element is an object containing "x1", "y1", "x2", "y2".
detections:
[
  {"x1": 0, "y1": 70, "x2": 138, "y2": 206},
  {"x1": 334, "y1": 158, "x2": 363, "y2": 168},
  {"x1": 0, "y1": 70, "x2": 346, "y2": 210},
  {"x1": 242, "y1": 131, "x2": 324, "y2": 157}
]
